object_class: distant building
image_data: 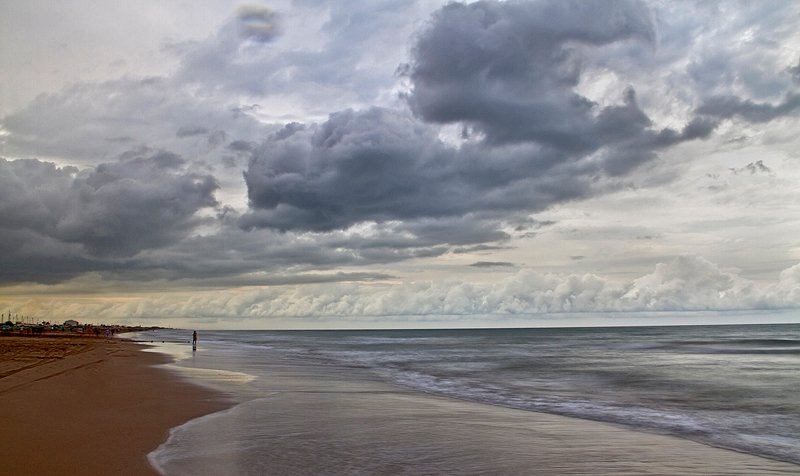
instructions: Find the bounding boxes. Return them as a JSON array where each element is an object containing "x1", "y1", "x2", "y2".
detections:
[{"x1": 63, "y1": 319, "x2": 79, "y2": 328}]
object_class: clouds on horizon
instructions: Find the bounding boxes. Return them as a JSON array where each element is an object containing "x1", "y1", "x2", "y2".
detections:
[{"x1": 4, "y1": 256, "x2": 800, "y2": 322}]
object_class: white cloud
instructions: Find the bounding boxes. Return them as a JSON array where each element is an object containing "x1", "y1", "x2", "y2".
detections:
[{"x1": 4, "y1": 256, "x2": 798, "y2": 324}]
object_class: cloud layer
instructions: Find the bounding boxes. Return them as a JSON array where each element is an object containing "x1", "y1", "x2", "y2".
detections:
[
  {"x1": 0, "y1": 0, "x2": 798, "y2": 325},
  {"x1": 5, "y1": 256, "x2": 799, "y2": 322}
]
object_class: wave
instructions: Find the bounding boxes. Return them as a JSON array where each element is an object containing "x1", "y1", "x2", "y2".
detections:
[{"x1": 376, "y1": 365, "x2": 800, "y2": 465}]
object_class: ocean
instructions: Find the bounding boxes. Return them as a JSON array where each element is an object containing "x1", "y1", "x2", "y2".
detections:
[{"x1": 137, "y1": 323, "x2": 800, "y2": 473}]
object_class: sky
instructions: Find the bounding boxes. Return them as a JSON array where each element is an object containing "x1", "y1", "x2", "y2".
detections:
[{"x1": 1, "y1": 0, "x2": 799, "y2": 329}]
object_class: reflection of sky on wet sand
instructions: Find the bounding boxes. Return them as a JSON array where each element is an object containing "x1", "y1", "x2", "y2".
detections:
[
  {"x1": 161, "y1": 364, "x2": 256, "y2": 385},
  {"x1": 135, "y1": 337, "x2": 257, "y2": 393},
  {"x1": 138, "y1": 340, "x2": 194, "y2": 361},
  {"x1": 148, "y1": 348, "x2": 800, "y2": 476},
  {"x1": 140, "y1": 325, "x2": 800, "y2": 469}
]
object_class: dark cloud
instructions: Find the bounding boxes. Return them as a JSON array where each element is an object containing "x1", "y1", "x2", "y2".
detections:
[
  {"x1": 241, "y1": 1, "x2": 713, "y2": 238},
  {"x1": 404, "y1": 0, "x2": 655, "y2": 148},
  {"x1": 404, "y1": 216, "x2": 511, "y2": 248},
  {"x1": 101, "y1": 205, "x2": 456, "y2": 283},
  {"x1": 452, "y1": 244, "x2": 512, "y2": 254},
  {"x1": 0, "y1": 152, "x2": 476, "y2": 285},
  {"x1": 238, "y1": 272, "x2": 393, "y2": 286},
  {"x1": 237, "y1": 6, "x2": 281, "y2": 43},
  {"x1": 512, "y1": 217, "x2": 557, "y2": 232},
  {"x1": 697, "y1": 93, "x2": 800, "y2": 123},
  {"x1": 176, "y1": 126, "x2": 209, "y2": 137},
  {"x1": 106, "y1": 136, "x2": 135, "y2": 143},
  {"x1": 228, "y1": 140, "x2": 256, "y2": 152},
  {"x1": 243, "y1": 100, "x2": 657, "y2": 231},
  {"x1": 730, "y1": 160, "x2": 772, "y2": 176},
  {"x1": 207, "y1": 130, "x2": 227, "y2": 147},
  {"x1": 145, "y1": 272, "x2": 396, "y2": 290},
  {"x1": 242, "y1": 108, "x2": 453, "y2": 232},
  {"x1": 469, "y1": 261, "x2": 515, "y2": 268},
  {"x1": 63, "y1": 158, "x2": 217, "y2": 257},
  {"x1": 242, "y1": 106, "x2": 601, "y2": 233},
  {"x1": 0, "y1": 228, "x2": 105, "y2": 284},
  {"x1": 0, "y1": 154, "x2": 218, "y2": 282},
  {"x1": 230, "y1": 104, "x2": 261, "y2": 118},
  {"x1": 790, "y1": 59, "x2": 800, "y2": 84}
]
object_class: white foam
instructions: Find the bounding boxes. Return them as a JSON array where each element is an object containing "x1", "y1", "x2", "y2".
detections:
[
  {"x1": 161, "y1": 363, "x2": 256, "y2": 384},
  {"x1": 139, "y1": 340, "x2": 195, "y2": 362}
]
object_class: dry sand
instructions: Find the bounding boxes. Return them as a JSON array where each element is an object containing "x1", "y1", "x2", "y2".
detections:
[{"x1": 0, "y1": 335, "x2": 228, "y2": 476}]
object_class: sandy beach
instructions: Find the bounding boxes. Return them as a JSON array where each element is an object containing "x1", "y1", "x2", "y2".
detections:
[{"x1": 0, "y1": 335, "x2": 228, "y2": 476}]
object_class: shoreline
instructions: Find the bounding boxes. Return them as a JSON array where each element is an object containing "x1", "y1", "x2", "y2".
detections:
[
  {"x1": 149, "y1": 339, "x2": 800, "y2": 475},
  {"x1": 0, "y1": 335, "x2": 229, "y2": 476}
]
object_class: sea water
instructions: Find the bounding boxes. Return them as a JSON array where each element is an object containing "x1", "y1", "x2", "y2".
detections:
[{"x1": 140, "y1": 322, "x2": 800, "y2": 472}]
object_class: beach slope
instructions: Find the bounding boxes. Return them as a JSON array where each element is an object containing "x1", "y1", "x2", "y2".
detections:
[{"x1": 0, "y1": 336, "x2": 226, "y2": 476}]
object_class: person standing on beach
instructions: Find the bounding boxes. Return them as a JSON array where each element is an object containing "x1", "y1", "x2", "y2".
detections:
[{"x1": 192, "y1": 330, "x2": 197, "y2": 351}]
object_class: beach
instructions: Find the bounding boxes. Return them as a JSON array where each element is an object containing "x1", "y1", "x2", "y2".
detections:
[
  {"x1": 2, "y1": 330, "x2": 800, "y2": 475},
  {"x1": 0, "y1": 335, "x2": 227, "y2": 476}
]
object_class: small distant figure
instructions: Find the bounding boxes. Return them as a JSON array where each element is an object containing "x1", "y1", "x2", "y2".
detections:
[{"x1": 192, "y1": 330, "x2": 198, "y2": 352}]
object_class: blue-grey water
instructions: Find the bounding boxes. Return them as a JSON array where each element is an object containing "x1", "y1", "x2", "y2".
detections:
[{"x1": 140, "y1": 323, "x2": 800, "y2": 470}]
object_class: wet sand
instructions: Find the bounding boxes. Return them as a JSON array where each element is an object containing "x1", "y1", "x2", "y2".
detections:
[
  {"x1": 153, "y1": 358, "x2": 800, "y2": 475},
  {"x1": 0, "y1": 336, "x2": 228, "y2": 476}
]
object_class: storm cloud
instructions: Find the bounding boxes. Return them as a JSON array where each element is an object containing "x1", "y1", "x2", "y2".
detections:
[
  {"x1": 0, "y1": 153, "x2": 218, "y2": 281},
  {"x1": 405, "y1": 0, "x2": 655, "y2": 147},
  {"x1": 697, "y1": 93, "x2": 800, "y2": 123},
  {"x1": 243, "y1": 0, "x2": 713, "y2": 235}
]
